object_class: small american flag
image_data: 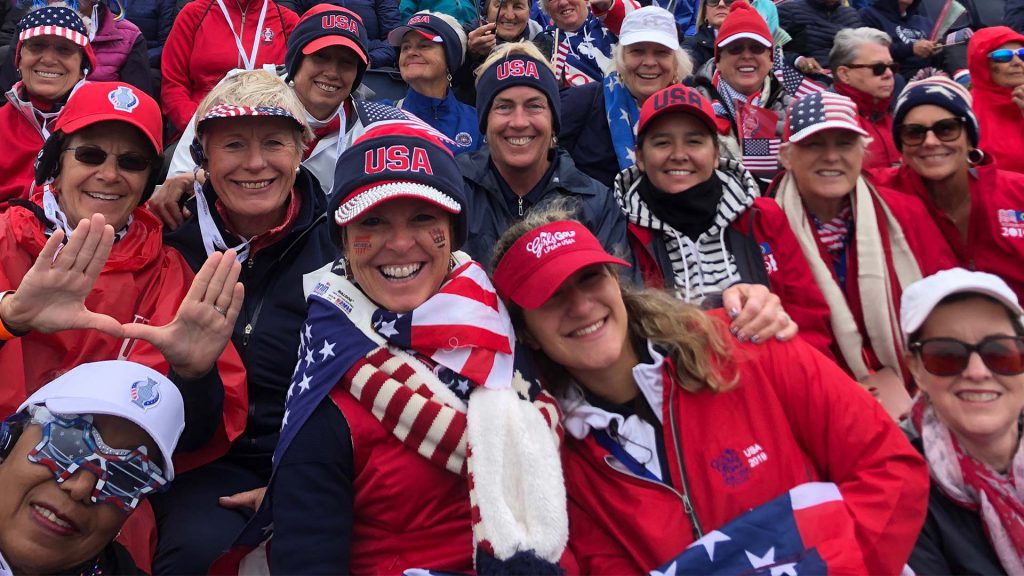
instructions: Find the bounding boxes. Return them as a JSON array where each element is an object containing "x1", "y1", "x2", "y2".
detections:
[
  {"x1": 772, "y1": 48, "x2": 824, "y2": 99},
  {"x1": 742, "y1": 138, "x2": 781, "y2": 174},
  {"x1": 361, "y1": 100, "x2": 457, "y2": 147}
]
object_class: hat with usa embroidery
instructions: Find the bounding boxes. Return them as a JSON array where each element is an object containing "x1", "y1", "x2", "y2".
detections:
[
  {"x1": 388, "y1": 11, "x2": 467, "y2": 74},
  {"x1": 285, "y1": 5, "x2": 369, "y2": 87}
]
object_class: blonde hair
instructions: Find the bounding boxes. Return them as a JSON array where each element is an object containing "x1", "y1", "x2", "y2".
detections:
[
  {"x1": 611, "y1": 43, "x2": 694, "y2": 85},
  {"x1": 474, "y1": 40, "x2": 554, "y2": 84},
  {"x1": 194, "y1": 69, "x2": 314, "y2": 144},
  {"x1": 492, "y1": 207, "x2": 736, "y2": 397}
]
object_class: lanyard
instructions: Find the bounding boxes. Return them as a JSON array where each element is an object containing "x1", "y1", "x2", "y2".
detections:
[
  {"x1": 592, "y1": 429, "x2": 662, "y2": 483},
  {"x1": 216, "y1": 0, "x2": 268, "y2": 70},
  {"x1": 193, "y1": 177, "x2": 251, "y2": 262}
]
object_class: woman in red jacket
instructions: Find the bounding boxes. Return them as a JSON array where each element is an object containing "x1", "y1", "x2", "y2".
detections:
[
  {"x1": 968, "y1": 26, "x2": 1024, "y2": 175},
  {"x1": 773, "y1": 90, "x2": 957, "y2": 417},
  {"x1": 492, "y1": 213, "x2": 929, "y2": 575},
  {"x1": 160, "y1": 0, "x2": 298, "y2": 132}
]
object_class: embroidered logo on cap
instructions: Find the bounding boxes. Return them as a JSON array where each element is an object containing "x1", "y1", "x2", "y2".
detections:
[
  {"x1": 108, "y1": 86, "x2": 139, "y2": 113},
  {"x1": 321, "y1": 14, "x2": 360, "y2": 33},
  {"x1": 651, "y1": 85, "x2": 705, "y2": 112},
  {"x1": 496, "y1": 59, "x2": 540, "y2": 80},
  {"x1": 526, "y1": 229, "x2": 576, "y2": 258},
  {"x1": 408, "y1": 14, "x2": 431, "y2": 25},
  {"x1": 364, "y1": 145, "x2": 434, "y2": 174},
  {"x1": 130, "y1": 378, "x2": 161, "y2": 410}
]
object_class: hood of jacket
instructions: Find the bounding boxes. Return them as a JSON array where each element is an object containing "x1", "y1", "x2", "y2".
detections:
[{"x1": 968, "y1": 25, "x2": 1024, "y2": 99}]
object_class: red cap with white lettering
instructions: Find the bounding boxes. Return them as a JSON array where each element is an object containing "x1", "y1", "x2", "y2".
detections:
[{"x1": 637, "y1": 83, "x2": 728, "y2": 142}]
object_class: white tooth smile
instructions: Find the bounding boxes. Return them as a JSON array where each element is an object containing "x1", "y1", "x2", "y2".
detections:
[
  {"x1": 738, "y1": 66, "x2": 756, "y2": 72},
  {"x1": 571, "y1": 318, "x2": 605, "y2": 337},
  {"x1": 239, "y1": 180, "x2": 272, "y2": 189},
  {"x1": 380, "y1": 263, "x2": 423, "y2": 279},
  {"x1": 637, "y1": 72, "x2": 660, "y2": 79},
  {"x1": 315, "y1": 81, "x2": 339, "y2": 92},
  {"x1": 86, "y1": 192, "x2": 120, "y2": 201},
  {"x1": 507, "y1": 136, "x2": 534, "y2": 146},
  {"x1": 32, "y1": 504, "x2": 71, "y2": 529},
  {"x1": 817, "y1": 170, "x2": 842, "y2": 176},
  {"x1": 36, "y1": 70, "x2": 61, "y2": 78},
  {"x1": 667, "y1": 169, "x2": 694, "y2": 176},
  {"x1": 957, "y1": 391, "x2": 1000, "y2": 402}
]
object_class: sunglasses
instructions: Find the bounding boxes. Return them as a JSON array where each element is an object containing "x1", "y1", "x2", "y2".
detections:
[
  {"x1": 705, "y1": 0, "x2": 734, "y2": 6},
  {"x1": 910, "y1": 335, "x2": 1024, "y2": 377},
  {"x1": 64, "y1": 145, "x2": 152, "y2": 173},
  {"x1": 989, "y1": 48, "x2": 1024, "y2": 63},
  {"x1": 896, "y1": 117, "x2": 965, "y2": 147},
  {"x1": 843, "y1": 62, "x2": 899, "y2": 76},
  {"x1": 723, "y1": 41, "x2": 768, "y2": 56},
  {"x1": 26, "y1": 412, "x2": 168, "y2": 513}
]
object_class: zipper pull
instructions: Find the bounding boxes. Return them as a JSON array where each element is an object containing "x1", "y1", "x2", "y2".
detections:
[
  {"x1": 243, "y1": 323, "x2": 253, "y2": 347},
  {"x1": 518, "y1": 197, "x2": 524, "y2": 217},
  {"x1": 247, "y1": 256, "x2": 255, "y2": 270}
]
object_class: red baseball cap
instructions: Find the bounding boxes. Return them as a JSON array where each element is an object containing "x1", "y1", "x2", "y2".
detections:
[
  {"x1": 493, "y1": 221, "x2": 630, "y2": 310},
  {"x1": 54, "y1": 81, "x2": 163, "y2": 155},
  {"x1": 637, "y1": 84, "x2": 728, "y2": 140}
]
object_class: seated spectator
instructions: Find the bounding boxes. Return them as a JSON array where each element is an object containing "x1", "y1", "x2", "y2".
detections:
[
  {"x1": 773, "y1": 91, "x2": 956, "y2": 417},
  {"x1": 859, "y1": 0, "x2": 943, "y2": 80},
  {"x1": 902, "y1": 268, "x2": 1024, "y2": 574},
  {"x1": 536, "y1": 0, "x2": 638, "y2": 86},
  {"x1": 778, "y1": 0, "x2": 862, "y2": 75},
  {"x1": 685, "y1": 0, "x2": 780, "y2": 70},
  {"x1": 559, "y1": 6, "x2": 692, "y2": 188},
  {"x1": 388, "y1": 11, "x2": 482, "y2": 154},
  {"x1": 0, "y1": 6, "x2": 92, "y2": 203},
  {"x1": 490, "y1": 211, "x2": 929, "y2": 575},
  {"x1": 0, "y1": 0, "x2": 153, "y2": 97},
  {"x1": 278, "y1": 0, "x2": 400, "y2": 68},
  {"x1": 830, "y1": 28, "x2": 901, "y2": 170},
  {"x1": 0, "y1": 361, "x2": 185, "y2": 576},
  {"x1": 457, "y1": 42, "x2": 628, "y2": 266},
  {"x1": 616, "y1": 83, "x2": 834, "y2": 355},
  {"x1": 968, "y1": 26, "x2": 1024, "y2": 175},
  {"x1": 160, "y1": 0, "x2": 298, "y2": 133},
  {"x1": 466, "y1": 0, "x2": 550, "y2": 63},
  {"x1": 871, "y1": 77, "x2": 1024, "y2": 302}
]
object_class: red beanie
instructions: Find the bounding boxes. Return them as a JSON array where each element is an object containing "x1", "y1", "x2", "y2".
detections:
[{"x1": 714, "y1": 1, "x2": 771, "y2": 59}]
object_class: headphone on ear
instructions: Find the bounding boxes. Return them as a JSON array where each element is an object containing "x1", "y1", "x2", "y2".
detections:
[
  {"x1": 189, "y1": 138, "x2": 207, "y2": 166},
  {"x1": 33, "y1": 131, "x2": 165, "y2": 203},
  {"x1": 0, "y1": 417, "x2": 25, "y2": 463}
]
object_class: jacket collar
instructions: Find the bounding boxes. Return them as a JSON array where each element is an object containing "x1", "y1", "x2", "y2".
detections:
[
  {"x1": 403, "y1": 86, "x2": 455, "y2": 114},
  {"x1": 833, "y1": 82, "x2": 892, "y2": 119},
  {"x1": 461, "y1": 147, "x2": 602, "y2": 197}
]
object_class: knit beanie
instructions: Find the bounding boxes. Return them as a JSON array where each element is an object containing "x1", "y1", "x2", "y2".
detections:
[
  {"x1": 892, "y1": 76, "x2": 979, "y2": 150},
  {"x1": 285, "y1": 5, "x2": 369, "y2": 88},
  {"x1": 475, "y1": 54, "x2": 561, "y2": 133},
  {"x1": 714, "y1": 0, "x2": 771, "y2": 60},
  {"x1": 16, "y1": 5, "x2": 96, "y2": 74},
  {"x1": 388, "y1": 11, "x2": 467, "y2": 75}
]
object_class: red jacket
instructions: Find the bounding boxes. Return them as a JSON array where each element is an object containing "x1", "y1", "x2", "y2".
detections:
[
  {"x1": 629, "y1": 197, "x2": 835, "y2": 358},
  {"x1": 871, "y1": 161, "x2": 1024, "y2": 302},
  {"x1": 160, "y1": 0, "x2": 298, "y2": 131},
  {"x1": 833, "y1": 82, "x2": 900, "y2": 170},
  {"x1": 563, "y1": 325, "x2": 929, "y2": 575},
  {"x1": 0, "y1": 86, "x2": 49, "y2": 203},
  {"x1": 968, "y1": 26, "x2": 1024, "y2": 175},
  {"x1": 0, "y1": 199, "x2": 248, "y2": 472}
]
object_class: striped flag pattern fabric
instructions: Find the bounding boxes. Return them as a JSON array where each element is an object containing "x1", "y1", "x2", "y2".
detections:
[
  {"x1": 17, "y1": 6, "x2": 90, "y2": 47},
  {"x1": 772, "y1": 47, "x2": 825, "y2": 99}
]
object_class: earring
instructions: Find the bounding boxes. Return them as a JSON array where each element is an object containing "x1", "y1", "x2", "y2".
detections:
[
  {"x1": 288, "y1": 80, "x2": 295, "y2": 87},
  {"x1": 295, "y1": 166, "x2": 301, "y2": 174},
  {"x1": 447, "y1": 73, "x2": 453, "y2": 85},
  {"x1": 967, "y1": 148, "x2": 985, "y2": 166},
  {"x1": 551, "y1": 135, "x2": 558, "y2": 148}
]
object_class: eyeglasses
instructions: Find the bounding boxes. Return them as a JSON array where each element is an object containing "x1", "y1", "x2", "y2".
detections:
[
  {"x1": 26, "y1": 412, "x2": 168, "y2": 513},
  {"x1": 896, "y1": 117, "x2": 966, "y2": 146},
  {"x1": 705, "y1": 0, "x2": 734, "y2": 6},
  {"x1": 843, "y1": 62, "x2": 899, "y2": 76},
  {"x1": 989, "y1": 48, "x2": 1024, "y2": 63},
  {"x1": 63, "y1": 145, "x2": 152, "y2": 173},
  {"x1": 910, "y1": 335, "x2": 1024, "y2": 377},
  {"x1": 723, "y1": 41, "x2": 769, "y2": 56}
]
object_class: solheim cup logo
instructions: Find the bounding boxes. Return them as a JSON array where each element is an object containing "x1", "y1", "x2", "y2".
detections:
[{"x1": 526, "y1": 229, "x2": 576, "y2": 258}]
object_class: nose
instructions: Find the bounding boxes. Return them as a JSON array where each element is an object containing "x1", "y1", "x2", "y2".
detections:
[
  {"x1": 383, "y1": 225, "x2": 415, "y2": 251},
  {"x1": 93, "y1": 152, "x2": 120, "y2": 181},
  {"x1": 243, "y1": 143, "x2": 269, "y2": 171},
  {"x1": 920, "y1": 127, "x2": 943, "y2": 147},
  {"x1": 564, "y1": 285, "x2": 593, "y2": 317},
  {"x1": 59, "y1": 468, "x2": 100, "y2": 504},
  {"x1": 507, "y1": 105, "x2": 530, "y2": 128},
  {"x1": 961, "y1": 350, "x2": 993, "y2": 380}
]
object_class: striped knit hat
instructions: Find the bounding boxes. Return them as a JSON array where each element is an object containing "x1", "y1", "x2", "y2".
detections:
[{"x1": 16, "y1": 6, "x2": 96, "y2": 74}]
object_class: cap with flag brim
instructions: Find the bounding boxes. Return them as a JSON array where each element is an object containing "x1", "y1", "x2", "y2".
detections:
[
  {"x1": 16, "y1": 5, "x2": 97, "y2": 73},
  {"x1": 784, "y1": 91, "x2": 869, "y2": 143},
  {"x1": 196, "y1": 104, "x2": 305, "y2": 135}
]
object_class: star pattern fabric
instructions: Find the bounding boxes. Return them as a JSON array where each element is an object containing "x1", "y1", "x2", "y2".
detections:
[{"x1": 17, "y1": 5, "x2": 89, "y2": 47}]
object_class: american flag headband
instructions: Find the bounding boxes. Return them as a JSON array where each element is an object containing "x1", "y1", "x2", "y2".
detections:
[{"x1": 197, "y1": 104, "x2": 303, "y2": 133}]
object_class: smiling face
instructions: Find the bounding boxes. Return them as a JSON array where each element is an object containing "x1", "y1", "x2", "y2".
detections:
[
  {"x1": 0, "y1": 415, "x2": 155, "y2": 575},
  {"x1": 291, "y1": 45, "x2": 359, "y2": 121},
  {"x1": 55, "y1": 122, "x2": 153, "y2": 230},
  {"x1": 717, "y1": 39, "x2": 772, "y2": 96},
  {"x1": 988, "y1": 41, "x2": 1024, "y2": 89},
  {"x1": 706, "y1": 1, "x2": 730, "y2": 27},
  {"x1": 522, "y1": 264, "x2": 633, "y2": 387},
  {"x1": 399, "y1": 32, "x2": 448, "y2": 88},
  {"x1": 18, "y1": 36, "x2": 84, "y2": 101},
  {"x1": 547, "y1": 0, "x2": 588, "y2": 32},
  {"x1": 899, "y1": 104, "x2": 969, "y2": 184},
  {"x1": 909, "y1": 297, "x2": 1024, "y2": 463},
  {"x1": 620, "y1": 42, "x2": 678, "y2": 105},
  {"x1": 780, "y1": 129, "x2": 862, "y2": 215},
  {"x1": 636, "y1": 111, "x2": 718, "y2": 193},
  {"x1": 343, "y1": 197, "x2": 453, "y2": 313},
  {"x1": 203, "y1": 116, "x2": 302, "y2": 237},
  {"x1": 487, "y1": 0, "x2": 530, "y2": 41},
  {"x1": 838, "y1": 42, "x2": 895, "y2": 100},
  {"x1": 486, "y1": 85, "x2": 553, "y2": 178}
]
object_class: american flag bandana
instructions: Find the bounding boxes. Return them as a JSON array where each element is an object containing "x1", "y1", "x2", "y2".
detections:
[
  {"x1": 785, "y1": 91, "x2": 868, "y2": 143},
  {"x1": 197, "y1": 104, "x2": 301, "y2": 132}
]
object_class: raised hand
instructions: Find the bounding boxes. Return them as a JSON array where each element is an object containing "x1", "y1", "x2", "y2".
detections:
[
  {"x1": 122, "y1": 250, "x2": 244, "y2": 379},
  {"x1": 721, "y1": 283, "x2": 798, "y2": 344},
  {"x1": 0, "y1": 214, "x2": 123, "y2": 337}
]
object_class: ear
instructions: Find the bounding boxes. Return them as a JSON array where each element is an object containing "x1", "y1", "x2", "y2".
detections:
[
  {"x1": 905, "y1": 352, "x2": 928, "y2": 394},
  {"x1": 778, "y1": 143, "x2": 793, "y2": 171},
  {"x1": 836, "y1": 65, "x2": 851, "y2": 85},
  {"x1": 635, "y1": 143, "x2": 646, "y2": 173}
]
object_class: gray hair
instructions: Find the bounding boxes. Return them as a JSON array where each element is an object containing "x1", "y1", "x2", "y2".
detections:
[
  {"x1": 611, "y1": 43, "x2": 694, "y2": 86},
  {"x1": 829, "y1": 27, "x2": 893, "y2": 69}
]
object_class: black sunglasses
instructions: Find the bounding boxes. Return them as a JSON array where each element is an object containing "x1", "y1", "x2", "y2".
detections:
[
  {"x1": 910, "y1": 336, "x2": 1024, "y2": 377},
  {"x1": 63, "y1": 145, "x2": 152, "y2": 172},
  {"x1": 896, "y1": 117, "x2": 966, "y2": 147},
  {"x1": 705, "y1": 0, "x2": 734, "y2": 6},
  {"x1": 843, "y1": 62, "x2": 899, "y2": 76},
  {"x1": 723, "y1": 41, "x2": 768, "y2": 56}
]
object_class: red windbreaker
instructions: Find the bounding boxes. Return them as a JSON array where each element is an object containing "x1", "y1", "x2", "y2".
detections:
[{"x1": 969, "y1": 26, "x2": 1024, "y2": 175}]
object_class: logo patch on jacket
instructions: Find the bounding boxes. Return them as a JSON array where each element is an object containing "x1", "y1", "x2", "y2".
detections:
[
  {"x1": 759, "y1": 242, "x2": 779, "y2": 273},
  {"x1": 711, "y1": 449, "x2": 750, "y2": 487},
  {"x1": 262, "y1": 27, "x2": 274, "y2": 44},
  {"x1": 998, "y1": 209, "x2": 1024, "y2": 238}
]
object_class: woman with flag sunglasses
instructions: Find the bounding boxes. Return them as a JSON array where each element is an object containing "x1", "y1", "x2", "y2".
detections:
[
  {"x1": 901, "y1": 268, "x2": 1024, "y2": 574},
  {"x1": 0, "y1": 361, "x2": 184, "y2": 576},
  {"x1": 490, "y1": 210, "x2": 929, "y2": 575}
]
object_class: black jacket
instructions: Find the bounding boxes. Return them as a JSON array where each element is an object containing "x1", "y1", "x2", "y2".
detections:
[
  {"x1": 164, "y1": 168, "x2": 339, "y2": 475},
  {"x1": 683, "y1": 23, "x2": 716, "y2": 71},
  {"x1": 558, "y1": 81, "x2": 618, "y2": 189},
  {"x1": 859, "y1": 0, "x2": 934, "y2": 77},
  {"x1": 777, "y1": 0, "x2": 862, "y2": 68}
]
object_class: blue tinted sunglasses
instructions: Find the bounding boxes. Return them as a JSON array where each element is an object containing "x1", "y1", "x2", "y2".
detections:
[{"x1": 989, "y1": 48, "x2": 1024, "y2": 63}]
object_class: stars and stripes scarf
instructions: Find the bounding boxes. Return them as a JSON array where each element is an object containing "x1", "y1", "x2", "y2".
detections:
[{"x1": 603, "y1": 71, "x2": 642, "y2": 172}]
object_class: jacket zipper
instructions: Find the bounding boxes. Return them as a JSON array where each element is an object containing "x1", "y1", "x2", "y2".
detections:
[
  {"x1": 601, "y1": 455, "x2": 693, "y2": 511},
  {"x1": 667, "y1": 378, "x2": 704, "y2": 540},
  {"x1": 518, "y1": 197, "x2": 524, "y2": 217}
]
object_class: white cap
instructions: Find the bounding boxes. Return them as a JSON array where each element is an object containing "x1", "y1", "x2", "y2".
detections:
[
  {"x1": 900, "y1": 268, "x2": 1024, "y2": 340},
  {"x1": 19, "y1": 361, "x2": 185, "y2": 480},
  {"x1": 618, "y1": 6, "x2": 679, "y2": 50}
]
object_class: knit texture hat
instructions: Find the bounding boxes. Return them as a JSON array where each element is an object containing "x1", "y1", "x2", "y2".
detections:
[
  {"x1": 784, "y1": 91, "x2": 869, "y2": 143},
  {"x1": 388, "y1": 11, "x2": 467, "y2": 74},
  {"x1": 330, "y1": 123, "x2": 468, "y2": 248},
  {"x1": 16, "y1": 5, "x2": 97, "y2": 74},
  {"x1": 892, "y1": 76, "x2": 978, "y2": 150},
  {"x1": 714, "y1": 0, "x2": 771, "y2": 59},
  {"x1": 476, "y1": 54, "x2": 560, "y2": 133},
  {"x1": 285, "y1": 5, "x2": 369, "y2": 87}
]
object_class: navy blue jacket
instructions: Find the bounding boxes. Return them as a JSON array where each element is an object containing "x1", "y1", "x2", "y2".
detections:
[
  {"x1": 1007, "y1": 0, "x2": 1024, "y2": 33},
  {"x1": 277, "y1": 0, "x2": 401, "y2": 68},
  {"x1": 778, "y1": 0, "x2": 862, "y2": 68},
  {"x1": 126, "y1": 0, "x2": 176, "y2": 67},
  {"x1": 682, "y1": 23, "x2": 716, "y2": 71},
  {"x1": 163, "y1": 167, "x2": 339, "y2": 472},
  {"x1": 396, "y1": 87, "x2": 482, "y2": 155},
  {"x1": 558, "y1": 81, "x2": 617, "y2": 189},
  {"x1": 859, "y1": 0, "x2": 934, "y2": 78},
  {"x1": 457, "y1": 146, "x2": 629, "y2": 267}
]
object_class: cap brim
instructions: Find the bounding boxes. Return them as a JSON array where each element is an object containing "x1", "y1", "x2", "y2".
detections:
[
  {"x1": 334, "y1": 182, "x2": 461, "y2": 226},
  {"x1": 303, "y1": 35, "x2": 368, "y2": 64},
  {"x1": 718, "y1": 31, "x2": 772, "y2": 48},
  {"x1": 618, "y1": 30, "x2": 679, "y2": 50},
  {"x1": 510, "y1": 250, "x2": 630, "y2": 310},
  {"x1": 788, "y1": 121, "x2": 869, "y2": 143},
  {"x1": 903, "y1": 284, "x2": 1024, "y2": 338},
  {"x1": 387, "y1": 25, "x2": 442, "y2": 47},
  {"x1": 59, "y1": 113, "x2": 161, "y2": 157}
]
